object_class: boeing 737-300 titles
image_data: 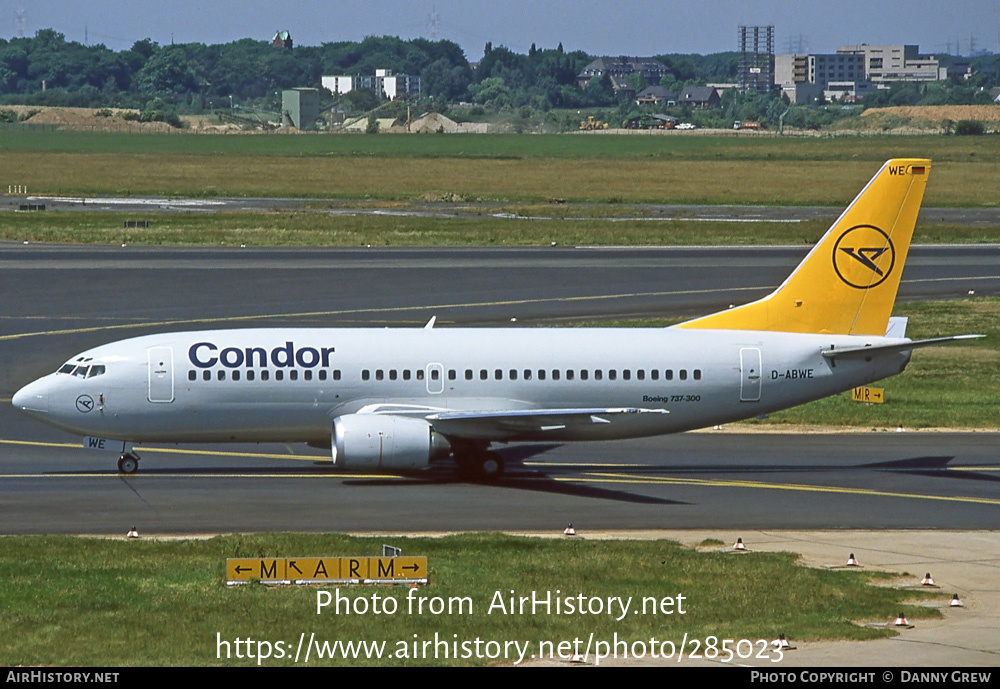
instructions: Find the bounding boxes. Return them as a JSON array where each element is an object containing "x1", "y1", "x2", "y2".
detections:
[{"x1": 12, "y1": 159, "x2": 981, "y2": 478}]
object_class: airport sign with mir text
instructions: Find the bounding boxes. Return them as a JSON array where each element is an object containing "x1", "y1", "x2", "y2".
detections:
[{"x1": 852, "y1": 386, "x2": 884, "y2": 404}]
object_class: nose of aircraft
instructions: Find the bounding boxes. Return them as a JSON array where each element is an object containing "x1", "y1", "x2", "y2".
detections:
[{"x1": 12, "y1": 378, "x2": 50, "y2": 415}]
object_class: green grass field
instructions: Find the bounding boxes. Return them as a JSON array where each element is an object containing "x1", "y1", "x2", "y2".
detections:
[
  {"x1": 2, "y1": 130, "x2": 999, "y2": 205},
  {"x1": 0, "y1": 533, "x2": 944, "y2": 666}
]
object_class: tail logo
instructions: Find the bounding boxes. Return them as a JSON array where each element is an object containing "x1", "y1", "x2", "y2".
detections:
[{"x1": 832, "y1": 225, "x2": 896, "y2": 289}]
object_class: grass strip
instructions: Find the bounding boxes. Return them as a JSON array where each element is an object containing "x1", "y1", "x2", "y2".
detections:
[
  {"x1": 2, "y1": 211, "x2": 997, "y2": 246},
  {"x1": 1, "y1": 133, "x2": 999, "y2": 205}
]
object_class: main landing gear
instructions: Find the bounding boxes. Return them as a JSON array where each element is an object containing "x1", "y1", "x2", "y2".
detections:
[
  {"x1": 453, "y1": 442, "x2": 504, "y2": 482},
  {"x1": 117, "y1": 451, "x2": 140, "y2": 475}
]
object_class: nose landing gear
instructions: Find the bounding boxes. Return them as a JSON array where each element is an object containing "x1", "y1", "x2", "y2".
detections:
[{"x1": 117, "y1": 451, "x2": 140, "y2": 474}]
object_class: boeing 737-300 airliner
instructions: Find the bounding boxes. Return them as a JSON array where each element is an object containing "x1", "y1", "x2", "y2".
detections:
[{"x1": 12, "y1": 159, "x2": 981, "y2": 478}]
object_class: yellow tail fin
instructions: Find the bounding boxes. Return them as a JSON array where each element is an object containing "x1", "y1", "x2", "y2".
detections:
[{"x1": 677, "y1": 158, "x2": 930, "y2": 335}]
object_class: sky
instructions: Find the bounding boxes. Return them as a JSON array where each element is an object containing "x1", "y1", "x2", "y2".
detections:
[{"x1": 2, "y1": 0, "x2": 998, "y2": 59}]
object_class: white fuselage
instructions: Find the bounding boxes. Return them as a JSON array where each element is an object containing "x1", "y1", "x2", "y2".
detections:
[{"x1": 13, "y1": 327, "x2": 911, "y2": 445}]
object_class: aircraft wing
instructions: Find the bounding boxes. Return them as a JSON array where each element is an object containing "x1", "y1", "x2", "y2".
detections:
[
  {"x1": 425, "y1": 407, "x2": 668, "y2": 437},
  {"x1": 822, "y1": 334, "x2": 984, "y2": 360}
]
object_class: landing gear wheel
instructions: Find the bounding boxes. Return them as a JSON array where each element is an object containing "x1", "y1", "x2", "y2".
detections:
[
  {"x1": 477, "y1": 451, "x2": 504, "y2": 481},
  {"x1": 117, "y1": 453, "x2": 139, "y2": 474}
]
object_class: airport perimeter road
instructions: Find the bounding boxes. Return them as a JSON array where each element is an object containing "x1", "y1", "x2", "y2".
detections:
[{"x1": 2, "y1": 244, "x2": 998, "y2": 535}]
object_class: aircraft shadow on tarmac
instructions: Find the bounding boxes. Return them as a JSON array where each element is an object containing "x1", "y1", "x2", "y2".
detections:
[
  {"x1": 865, "y1": 456, "x2": 1000, "y2": 483},
  {"x1": 70, "y1": 445, "x2": 994, "y2": 506}
]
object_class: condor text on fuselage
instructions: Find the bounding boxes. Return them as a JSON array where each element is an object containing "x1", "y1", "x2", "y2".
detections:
[{"x1": 188, "y1": 341, "x2": 337, "y2": 370}]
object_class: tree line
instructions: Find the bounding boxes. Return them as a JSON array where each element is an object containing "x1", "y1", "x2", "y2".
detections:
[
  {"x1": 0, "y1": 29, "x2": 744, "y2": 112},
  {"x1": 1, "y1": 29, "x2": 997, "y2": 129}
]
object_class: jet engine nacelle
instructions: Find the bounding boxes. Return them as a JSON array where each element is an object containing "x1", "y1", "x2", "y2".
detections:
[{"x1": 332, "y1": 414, "x2": 451, "y2": 470}]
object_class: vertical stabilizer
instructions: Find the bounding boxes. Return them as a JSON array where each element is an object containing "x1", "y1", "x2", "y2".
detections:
[{"x1": 677, "y1": 159, "x2": 930, "y2": 335}]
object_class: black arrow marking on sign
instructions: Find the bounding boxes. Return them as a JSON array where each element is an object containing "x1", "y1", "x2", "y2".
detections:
[
  {"x1": 235, "y1": 566, "x2": 252, "y2": 574},
  {"x1": 403, "y1": 564, "x2": 421, "y2": 573},
  {"x1": 289, "y1": 561, "x2": 303, "y2": 575}
]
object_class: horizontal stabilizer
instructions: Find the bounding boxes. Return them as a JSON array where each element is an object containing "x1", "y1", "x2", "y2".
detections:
[{"x1": 822, "y1": 334, "x2": 984, "y2": 360}]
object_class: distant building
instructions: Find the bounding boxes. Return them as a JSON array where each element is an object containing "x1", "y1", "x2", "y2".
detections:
[
  {"x1": 322, "y1": 69, "x2": 420, "y2": 101},
  {"x1": 635, "y1": 86, "x2": 677, "y2": 106},
  {"x1": 738, "y1": 26, "x2": 774, "y2": 94},
  {"x1": 272, "y1": 30, "x2": 292, "y2": 50},
  {"x1": 677, "y1": 86, "x2": 721, "y2": 109},
  {"x1": 836, "y1": 44, "x2": 940, "y2": 83},
  {"x1": 775, "y1": 53, "x2": 867, "y2": 103},
  {"x1": 282, "y1": 88, "x2": 318, "y2": 130},
  {"x1": 576, "y1": 57, "x2": 669, "y2": 91}
]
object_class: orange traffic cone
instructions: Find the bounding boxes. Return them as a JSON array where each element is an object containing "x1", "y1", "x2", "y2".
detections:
[
  {"x1": 894, "y1": 612, "x2": 912, "y2": 627},
  {"x1": 563, "y1": 523, "x2": 576, "y2": 536},
  {"x1": 733, "y1": 537, "x2": 746, "y2": 551},
  {"x1": 846, "y1": 553, "x2": 859, "y2": 566},
  {"x1": 950, "y1": 594, "x2": 964, "y2": 608},
  {"x1": 921, "y1": 572, "x2": 936, "y2": 586},
  {"x1": 126, "y1": 526, "x2": 139, "y2": 539}
]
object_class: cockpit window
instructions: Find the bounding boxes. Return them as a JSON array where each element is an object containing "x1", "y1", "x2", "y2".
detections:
[{"x1": 59, "y1": 364, "x2": 107, "y2": 378}]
